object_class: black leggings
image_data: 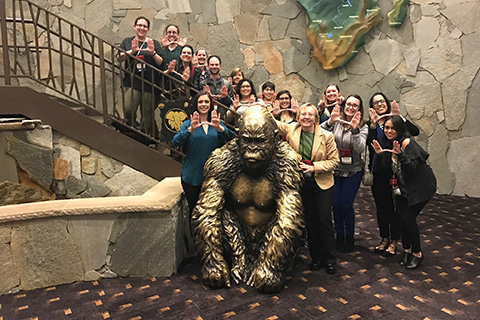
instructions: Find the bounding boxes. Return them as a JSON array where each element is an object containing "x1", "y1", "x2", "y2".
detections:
[
  {"x1": 181, "y1": 180, "x2": 202, "y2": 214},
  {"x1": 371, "y1": 170, "x2": 401, "y2": 240},
  {"x1": 396, "y1": 196, "x2": 429, "y2": 253}
]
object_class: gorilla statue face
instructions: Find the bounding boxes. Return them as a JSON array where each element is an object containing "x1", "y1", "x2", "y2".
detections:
[{"x1": 237, "y1": 105, "x2": 277, "y2": 171}]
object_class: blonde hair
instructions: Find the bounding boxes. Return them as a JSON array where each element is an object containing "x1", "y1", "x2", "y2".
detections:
[{"x1": 296, "y1": 103, "x2": 319, "y2": 125}]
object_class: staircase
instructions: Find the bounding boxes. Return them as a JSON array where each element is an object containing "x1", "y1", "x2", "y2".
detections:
[{"x1": 0, "y1": 0, "x2": 230, "y2": 180}]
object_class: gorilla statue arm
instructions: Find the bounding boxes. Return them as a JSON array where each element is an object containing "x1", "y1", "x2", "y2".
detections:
[
  {"x1": 191, "y1": 141, "x2": 242, "y2": 288},
  {"x1": 246, "y1": 144, "x2": 304, "y2": 293}
]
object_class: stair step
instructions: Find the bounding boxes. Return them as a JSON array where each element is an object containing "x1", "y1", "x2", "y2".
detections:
[
  {"x1": 90, "y1": 115, "x2": 105, "y2": 123},
  {"x1": 71, "y1": 106, "x2": 86, "y2": 114}
]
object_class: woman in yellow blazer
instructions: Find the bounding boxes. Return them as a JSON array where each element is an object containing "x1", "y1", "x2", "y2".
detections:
[{"x1": 276, "y1": 103, "x2": 339, "y2": 274}]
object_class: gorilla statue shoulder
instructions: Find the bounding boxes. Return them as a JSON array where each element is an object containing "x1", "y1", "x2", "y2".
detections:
[{"x1": 191, "y1": 105, "x2": 304, "y2": 293}]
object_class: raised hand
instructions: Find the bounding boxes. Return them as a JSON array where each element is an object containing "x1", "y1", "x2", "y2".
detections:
[
  {"x1": 167, "y1": 60, "x2": 176, "y2": 73},
  {"x1": 350, "y1": 112, "x2": 361, "y2": 130},
  {"x1": 228, "y1": 76, "x2": 233, "y2": 85},
  {"x1": 160, "y1": 35, "x2": 170, "y2": 47},
  {"x1": 131, "y1": 38, "x2": 139, "y2": 54},
  {"x1": 330, "y1": 105, "x2": 341, "y2": 123},
  {"x1": 210, "y1": 110, "x2": 221, "y2": 129},
  {"x1": 369, "y1": 108, "x2": 380, "y2": 124},
  {"x1": 190, "y1": 111, "x2": 201, "y2": 131},
  {"x1": 371, "y1": 140, "x2": 385, "y2": 154},
  {"x1": 291, "y1": 99, "x2": 299, "y2": 113},
  {"x1": 392, "y1": 140, "x2": 401, "y2": 154},
  {"x1": 178, "y1": 37, "x2": 187, "y2": 47},
  {"x1": 318, "y1": 97, "x2": 327, "y2": 110},
  {"x1": 271, "y1": 100, "x2": 281, "y2": 116},
  {"x1": 220, "y1": 86, "x2": 228, "y2": 98},
  {"x1": 192, "y1": 55, "x2": 198, "y2": 66},
  {"x1": 337, "y1": 95, "x2": 345, "y2": 105},
  {"x1": 203, "y1": 85, "x2": 212, "y2": 95},
  {"x1": 146, "y1": 38, "x2": 155, "y2": 55},
  {"x1": 391, "y1": 100, "x2": 400, "y2": 115},
  {"x1": 249, "y1": 94, "x2": 256, "y2": 104},
  {"x1": 181, "y1": 67, "x2": 191, "y2": 82},
  {"x1": 232, "y1": 94, "x2": 240, "y2": 110}
]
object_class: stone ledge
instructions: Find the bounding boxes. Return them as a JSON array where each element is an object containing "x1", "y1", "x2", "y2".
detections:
[
  {"x1": 0, "y1": 177, "x2": 183, "y2": 222},
  {"x1": 0, "y1": 177, "x2": 188, "y2": 294}
]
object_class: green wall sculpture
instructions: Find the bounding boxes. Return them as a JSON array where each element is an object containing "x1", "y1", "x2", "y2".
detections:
[{"x1": 297, "y1": 0, "x2": 409, "y2": 70}]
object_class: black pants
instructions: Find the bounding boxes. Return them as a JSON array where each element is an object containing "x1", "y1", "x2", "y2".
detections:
[
  {"x1": 302, "y1": 179, "x2": 336, "y2": 265},
  {"x1": 181, "y1": 180, "x2": 202, "y2": 214},
  {"x1": 371, "y1": 170, "x2": 400, "y2": 240},
  {"x1": 396, "y1": 196, "x2": 429, "y2": 253}
]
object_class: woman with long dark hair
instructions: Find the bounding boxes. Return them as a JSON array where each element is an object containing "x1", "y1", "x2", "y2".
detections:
[
  {"x1": 371, "y1": 115, "x2": 436, "y2": 269},
  {"x1": 367, "y1": 92, "x2": 419, "y2": 256},
  {"x1": 318, "y1": 84, "x2": 344, "y2": 123},
  {"x1": 321, "y1": 94, "x2": 368, "y2": 252},
  {"x1": 227, "y1": 78, "x2": 257, "y2": 124},
  {"x1": 273, "y1": 90, "x2": 298, "y2": 124},
  {"x1": 172, "y1": 90, "x2": 235, "y2": 213},
  {"x1": 166, "y1": 44, "x2": 201, "y2": 90}
]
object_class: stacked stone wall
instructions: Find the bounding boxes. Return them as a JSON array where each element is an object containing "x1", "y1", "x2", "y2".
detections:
[{"x1": 0, "y1": 124, "x2": 158, "y2": 206}]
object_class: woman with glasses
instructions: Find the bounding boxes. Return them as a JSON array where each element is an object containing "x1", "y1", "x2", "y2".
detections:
[
  {"x1": 272, "y1": 90, "x2": 299, "y2": 124},
  {"x1": 367, "y1": 93, "x2": 419, "y2": 257},
  {"x1": 117, "y1": 16, "x2": 164, "y2": 135},
  {"x1": 276, "y1": 104, "x2": 339, "y2": 274},
  {"x1": 226, "y1": 78, "x2": 258, "y2": 124},
  {"x1": 371, "y1": 116, "x2": 436, "y2": 269},
  {"x1": 321, "y1": 95, "x2": 368, "y2": 252}
]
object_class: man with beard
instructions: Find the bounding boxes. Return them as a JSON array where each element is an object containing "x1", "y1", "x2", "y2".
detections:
[
  {"x1": 191, "y1": 105, "x2": 304, "y2": 293},
  {"x1": 200, "y1": 55, "x2": 234, "y2": 118}
]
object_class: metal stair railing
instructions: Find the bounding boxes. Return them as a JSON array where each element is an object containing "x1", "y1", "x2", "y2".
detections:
[{"x1": 0, "y1": 0, "x2": 236, "y2": 162}]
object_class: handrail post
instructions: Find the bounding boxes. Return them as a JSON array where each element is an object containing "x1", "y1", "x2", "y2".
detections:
[
  {"x1": 98, "y1": 39, "x2": 109, "y2": 124},
  {"x1": 1, "y1": 0, "x2": 11, "y2": 85}
]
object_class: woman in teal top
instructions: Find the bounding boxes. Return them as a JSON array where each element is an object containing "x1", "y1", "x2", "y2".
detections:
[{"x1": 172, "y1": 90, "x2": 235, "y2": 213}]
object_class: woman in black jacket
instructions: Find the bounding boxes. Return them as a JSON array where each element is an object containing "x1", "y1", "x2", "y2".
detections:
[
  {"x1": 367, "y1": 93, "x2": 420, "y2": 256},
  {"x1": 371, "y1": 115, "x2": 436, "y2": 270}
]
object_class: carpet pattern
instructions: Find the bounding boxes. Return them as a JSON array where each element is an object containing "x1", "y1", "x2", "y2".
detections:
[{"x1": 1, "y1": 188, "x2": 479, "y2": 319}]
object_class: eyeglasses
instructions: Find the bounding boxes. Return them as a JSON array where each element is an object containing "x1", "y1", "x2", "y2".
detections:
[
  {"x1": 346, "y1": 102, "x2": 359, "y2": 109},
  {"x1": 136, "y1": 24, "x2": 149, "y2": 29},
  {"x1": 166, "y1": 31, "x2": 178, "y2": 35},
  {"x1": 240, "y1": 85, "x2": 251, "y2": 89},
  {"x1": 279, "y1": 97, "x2": 290, "y2": 100},
  {"x1": 373, "y1": 99, "x2": 386, "y2": 105}
]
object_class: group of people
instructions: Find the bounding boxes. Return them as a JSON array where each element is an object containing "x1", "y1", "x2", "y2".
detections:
[{"x1": 118, "y1": 17, "x2": 437, "y2": 275}]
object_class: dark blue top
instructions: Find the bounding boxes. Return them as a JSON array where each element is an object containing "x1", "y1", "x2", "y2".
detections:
[{"x1": 172, "y1": 120, "x2": 235, "y2": 186}]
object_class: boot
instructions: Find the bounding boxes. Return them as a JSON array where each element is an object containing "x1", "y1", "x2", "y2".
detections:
[
  {"x1": 342, "y1": 236, "x2": 355, "y2": 253},
  {"x1": 335, "y1": 233, "x2": 345, "y2": 251}
]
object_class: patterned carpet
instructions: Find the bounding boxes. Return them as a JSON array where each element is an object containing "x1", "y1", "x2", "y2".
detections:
[{"x1": 1, "y1": 188, "x2": 479, "y2": 319}]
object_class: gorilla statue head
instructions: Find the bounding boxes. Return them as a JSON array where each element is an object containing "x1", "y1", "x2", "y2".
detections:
[{"x1": 237, "y1": 104, "x2": 278, "y2": 172}]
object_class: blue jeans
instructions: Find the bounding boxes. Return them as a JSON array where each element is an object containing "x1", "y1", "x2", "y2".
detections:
[{"x1": 333, "y1": 171, "x2": 363, "y2": 236}]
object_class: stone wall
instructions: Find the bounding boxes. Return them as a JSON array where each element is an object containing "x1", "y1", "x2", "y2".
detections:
[
  {"x1": 0, "y1": 178, "x2": 188, "y2": 294},
  {"x1": 23, "y1": 0, "x2": 480, "y2": 197},
  {"x1": 0, "y1": 123, "x2": 159, "y2": 205}
]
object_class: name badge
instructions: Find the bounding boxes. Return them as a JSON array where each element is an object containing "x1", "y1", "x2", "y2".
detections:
[
  {"x1": 340, "y1": 148, "x2": 352, "y2": 165},
  {"x1": 136, "y1": 55, "x2": 146, "y2": 72}
]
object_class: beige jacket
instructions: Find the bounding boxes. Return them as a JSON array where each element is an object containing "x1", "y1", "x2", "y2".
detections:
[{"x1": 277, "y1": 121, "x2": 339, "y2": 190}]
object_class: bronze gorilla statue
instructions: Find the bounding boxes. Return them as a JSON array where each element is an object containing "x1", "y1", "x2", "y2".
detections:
[{"x1": 191, "y1": 105, "x2": 304, "y2": 293}]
